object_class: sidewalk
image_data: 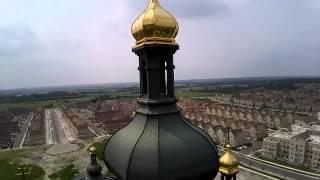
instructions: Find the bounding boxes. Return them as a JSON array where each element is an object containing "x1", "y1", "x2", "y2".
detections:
[
  {"x1": 247, "y1": 154, "x2": 320, "y2": 179},
  {"x1": 239, "y1": 165, "x2": 281, "y2": 180}
]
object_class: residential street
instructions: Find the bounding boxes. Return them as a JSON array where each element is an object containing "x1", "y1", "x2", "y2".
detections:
[
  {"x1": 13, "y1": 113, "x2": 34, "y2": 148},
  {"x1": 46, "y1": 109, "x2": 69, "y2": 144}
]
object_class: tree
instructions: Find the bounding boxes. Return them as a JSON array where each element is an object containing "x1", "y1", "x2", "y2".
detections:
[{"x1": 91, "y1": 97, "x2": 98, "y2": 103}]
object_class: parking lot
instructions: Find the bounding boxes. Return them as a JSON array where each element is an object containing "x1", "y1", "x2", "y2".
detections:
[{"x1": 233, "y1": 140, "x2": 263, "y2": 155}]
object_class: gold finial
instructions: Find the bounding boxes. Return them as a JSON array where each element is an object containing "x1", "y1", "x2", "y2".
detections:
[
  {"x1": 218, "y1": 143, "x2": 239, "y2": 175},
  {"x1": 89, "y1": 137, "x2": 96, "y2": 154},
  {"x1": 131, "y1": 0, "x2": 179, "y2": 47},
  {"x1": 149, "y1": 0, "x2": 160, "y2": 5},
  {"x1": 218, "y1": 125, "x2": 239, "y2": 175},
  {"x1": 219, "y1": 125, "x2": 239, "y2": 175},
  {"x1": 90, "y1": 145, "x2": 97, "y2": 154}
]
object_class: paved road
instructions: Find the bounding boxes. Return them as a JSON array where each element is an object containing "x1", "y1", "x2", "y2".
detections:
[
  {"x1": 47, "y1": 109, "x2": 69, "y2": 144},
  {"x1": 45, "y1": 109, "x2": 54, "y2": 144},
  {"x1": 13, "y1": 113, "x2": 34, "y2": 149},
  {"x1": 218, "y1": 148, "x2": 320, "y2": 180},
  {"x1": 88, "y1": 122, "x2": 105, "y2": 137}
]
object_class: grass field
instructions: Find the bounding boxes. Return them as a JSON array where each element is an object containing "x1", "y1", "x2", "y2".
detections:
[
  {"x1": 87, "y1": 139, "x2": 108, "y2": 161},
  {"x1": 0, "y1": 96, "x2": 97, "y2": 111},
  {"x1": 0, "y1": 149, "x2": 45, "y2": 180},
  {"x1": 176, "y1": 89, "x2": 217, "y2": 97},
  {"x1": 48, "y1": 164, "x2": 79, "y2": 180},
  {"x1": 0, "y1": 91, "x2": 139, "y2": 111},
  {"x1": 0, "y1": 100, "x2": 62, "y2": 110}
]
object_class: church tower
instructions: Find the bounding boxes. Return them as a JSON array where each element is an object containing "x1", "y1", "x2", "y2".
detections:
[{"x1": 103, "y1": 0, "x2": 219, "y2": 179}]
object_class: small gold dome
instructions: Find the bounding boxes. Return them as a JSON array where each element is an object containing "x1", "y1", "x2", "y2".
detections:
[
  {"x1": 89, "y1": 145, "x2": 97, "y2": 154},
  {"x1": 219, "y1": 144, "x2": 239, "y2": 175},
  {"x1": 131, "y1": 0, "x2": 179, "y2": 46}
]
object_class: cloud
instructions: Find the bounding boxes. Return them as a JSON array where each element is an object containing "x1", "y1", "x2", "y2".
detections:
[
  {"x1": 128, "y1": 0, "x2": 229, "y2": 19},
  {"x1": 0, "y1": 0, "x2": 320, "y2": 89},
  {"x1": 0, "y1": 26, "x2": 39, "y2": 58},
  {"x1": 163, "y1": 0, "x2": 229, "y2": 19}
]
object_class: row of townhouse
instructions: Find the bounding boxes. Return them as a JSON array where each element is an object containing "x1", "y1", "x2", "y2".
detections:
[
  {"x1": 0, "y1": 122, "x2": 20, "y2": 148},
  {"x1": 23, "y1": 109, "x2": 45, "y2": 146},
  {"x1": 185, "y1": 113, "x2": 267, "y2": 141},
  {"x1": 0, "y1": 109, "x2": 33, "y2": 148},
  {"x1": 195, "y1": 122, "x2": 248, "y2": 147},
  {"x1": 63, "y1": 108, "x2": 93, "y2": 139},
  {"x1": 93, "y1": 100, "x2": 137, "y2": 134},
  {"x1": 179, "y1": 98, "x2": 312, "y2": 130},
  {"x1": 203, "y1": 103, "x2": 294, "y2": 129},
  {"x1": 210, "y1": 94, "x2": 320, "y2": 113}
]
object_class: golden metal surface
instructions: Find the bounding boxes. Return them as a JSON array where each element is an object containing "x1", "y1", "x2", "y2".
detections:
[
  {"x1": 89, "y1": 145, "x2": 97, "y2": 154},
  {"x1": 219, "y1": 144, "x2": 240, "y2": 175},
  {"x1": 131, "y1": 0, "x2": 179, "y2": 46}
]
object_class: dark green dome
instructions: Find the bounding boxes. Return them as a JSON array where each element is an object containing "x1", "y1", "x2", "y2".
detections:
[{"x1": 104, "y1": 104, "x2": 219, "y2": 180}]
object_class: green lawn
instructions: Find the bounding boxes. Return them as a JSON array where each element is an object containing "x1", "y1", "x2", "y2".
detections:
[
  {"x1": 109, "y1": 91, "x2": 139, "y2": 97},
  {"x1": 0, "y1": 100, "x2": 62, "y2": 110},
  {"x1": 48, "y1": 164, "x2": 79, "y2": 180},
  {"x1": 0, "y1": 93, "x2": 138, "y2": 111},
  {"x1": 176, "y1": 91, "x2": 215, "y2": 97},
  {"x1": 87, "y1": 140, "x2": 107, "y2": 161},
  {"x1": 0, "y1": 150, "x2": 45, "y2": 180}
]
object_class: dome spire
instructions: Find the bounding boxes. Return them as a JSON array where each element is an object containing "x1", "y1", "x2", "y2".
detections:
[
  {"x1": 105, "y1": 1, "x2": 220, "y2": 179},
  {"x1": 87, "y1": 143, "x2": 103, "y2": 180},
  {"x1": 131, "y1": 0, "x2": 179, "y2": 47},
  {"x1": 149, "y1": 0, "x2": 159, "y2": 5},
  {"x1": 219, "y1": 126, "x2": 239, "y2": 180}
]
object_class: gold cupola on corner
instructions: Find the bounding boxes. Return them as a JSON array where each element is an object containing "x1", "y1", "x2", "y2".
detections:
[
  {"x1": 219, "y1": 144, "x2": 239, "y2": 179},
  {"x1": 131, "y1": 0, "x2": 179, "y2": 47}
]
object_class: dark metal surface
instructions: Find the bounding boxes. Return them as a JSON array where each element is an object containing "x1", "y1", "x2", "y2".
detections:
[
  {"x1": 104, "y1": 43, "x2": 219, "y2": 180},
  {"x1": 104, "y1": 104, "x2": 219, "y2": 180}
]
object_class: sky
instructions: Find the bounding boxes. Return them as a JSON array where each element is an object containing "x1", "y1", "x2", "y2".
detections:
[{"x1": 0, "y1": 0, "x2": 320, "y2": 89}]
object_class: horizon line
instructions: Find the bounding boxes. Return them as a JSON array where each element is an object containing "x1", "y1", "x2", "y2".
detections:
[{"x1": 1, "y1": 75, "x2": 320, "y2": 92}]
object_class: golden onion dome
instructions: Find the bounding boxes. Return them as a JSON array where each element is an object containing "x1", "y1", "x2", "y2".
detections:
[
  {"x1": 89, "y1": 145, "x2": 97, "y2": 154},
  {"x1": 219, "y1": 144, "x2": 239, "y2": 175},
  {"x1": 131, "y1": 0, "x2": 179, "y2": 46}
]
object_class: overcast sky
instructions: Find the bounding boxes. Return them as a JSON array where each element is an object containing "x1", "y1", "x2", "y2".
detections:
[{"x1": 0, "y1": 0, "x2": 320, "y2": 89}]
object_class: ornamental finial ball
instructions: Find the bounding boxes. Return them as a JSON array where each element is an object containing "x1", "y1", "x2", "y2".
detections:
[
  {"x1": 219, "y1": 144, "x2": 240, "y2": 175},
  {"x1": 89, "y1": 145, "x2": 97, "y2": 154},
  {"x1": 131, "y1": 0, "x2": 179, "y2": 46}
]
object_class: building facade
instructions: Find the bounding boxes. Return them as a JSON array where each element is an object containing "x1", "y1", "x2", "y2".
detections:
[{"x1": 262, "y1": 124, "x2": 320, "y2": 171}]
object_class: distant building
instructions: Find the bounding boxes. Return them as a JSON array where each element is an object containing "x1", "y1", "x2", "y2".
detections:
[
  {"x1": 63, "y1": 108, "x2": 93, "y2": 139},
  {"x1": 179, "y1": 100, "x2": 268, "y2": 140},
  {"x1": 248, "y1": 123, "x2": 267, "y2": 140},
  {"x1": 295, "y1": 114, "x2": 318, "y2": 127},
  {"x1": 229, "y1": 129, "x2": 247, "y2": 147},
  {"x1": 24, "y1": 109, "x2": 45, "y2": 146},
  {"x1": 262, "y1": 124, "x2": 320, "y2": 171},
  {"x1": 0, "y1": 122, "x2": 19, "y2": 148},
  {"x1": 93, "y1": 100, "x2": 137, "y2": 134}
]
